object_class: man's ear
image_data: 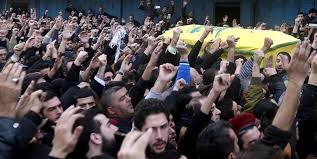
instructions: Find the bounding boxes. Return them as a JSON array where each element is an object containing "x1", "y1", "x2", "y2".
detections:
[
  {"x1": 107, "y1": 106, "x2": 116, "y2": 116},
  {"x1": 90, "y1": 133, "x2": 102, "y2": 145},
  {"x1": 228, "y1": 152, "x2": 236, "y2": 159}
]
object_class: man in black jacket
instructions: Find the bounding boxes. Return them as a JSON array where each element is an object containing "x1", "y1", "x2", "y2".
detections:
[
  {"x1": 99, "y1": 83, "x2": 134, "y2": 134},
  {"x1": 68, "y1": 108, "x2": 119, "y2": 159},
  {"x1": 134, "y1": 99, "x2": 183, "y2": 159}
]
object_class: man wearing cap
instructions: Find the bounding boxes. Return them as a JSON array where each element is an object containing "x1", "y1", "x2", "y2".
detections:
[{"x1": 229, "y1": 113, "x2": 262, "y2": 150}]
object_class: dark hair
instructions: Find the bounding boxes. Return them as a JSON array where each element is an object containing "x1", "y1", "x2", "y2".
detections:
[
  {"x1": 309, "y1": 8, "x2": 317, "y2": 14},
  {"x1": 197, "y1": 121, "x2": 235, "y2": 159},
  {"x1": 277, "y1": 52, "x2": 291, "y2": 62},
  {"x1": 0, "y1": 46, "x2": 8, "y2": 52},
  {"x1": 33, "y1": 82, "x2": 54, "y2": 92},
  {"x1": 74, "y1": 88, "x2": 95, "y2": 102},
  {"x1": 98, "y1": 85, "x2": 124, "y2": 114},
  {"x1": 298, "y1": 12, "x2": 305, "y2": 15},
  {"x1": 69, "y1": 108, "x2": 103, "y2": 159},
  {"x1": 202, "y1": 67, "x2": 218, "y2": 85},
  {"x1": 237, "y1": 143, "x2": 284, "y2": 159},
  {"x1": 217, "y1": 98, "x2": 234, "y2": 121},
  {"x1": 21, "y1": 72, "x2": 43, "y2": 94},
  {"x1": 30, "y1": 59, "x2": 52, "y2": 70},
  {"x1": 133, "y1": 99, "x2": 170, "y2": 130},
  {"x1": 254, "y1": 98, "x2": 278, "y2": 131},
  {"x1": 122, "y1": 71, "x2": 138, "y2": 85},
  {"x1": 43, "y1": 91, "x2": 58, "y2": 102}
]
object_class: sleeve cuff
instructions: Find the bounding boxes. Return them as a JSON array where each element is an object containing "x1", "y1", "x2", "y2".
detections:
[
  {"x1": 167, "y1": 46, "x2": 177, "y2": 55},
  {"x1": 94, "y1": 76, "x2": 105, "y2": 86}
]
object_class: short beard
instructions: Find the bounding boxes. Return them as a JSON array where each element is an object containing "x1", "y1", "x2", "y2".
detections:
[{"x1": 101, "y1": 135, "x2": 117, "y2": 157}]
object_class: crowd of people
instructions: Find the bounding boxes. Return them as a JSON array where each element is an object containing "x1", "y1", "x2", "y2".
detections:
[{"x1": 0, "y1": 0, "x2": 317, "y2": 159}]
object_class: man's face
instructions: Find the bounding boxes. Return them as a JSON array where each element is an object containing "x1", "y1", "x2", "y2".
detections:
[
  {"x1": 104, "y1": 72, "x2": 114, "y2": 84},
  {"x1": 66, "y1": 40, "x2": 73, "y2": 50},
  {"x1": 109, "y1": 87, "x2": 134, "y2": 118},
  {"x1": 128, "y1": 16, "x2": 134, "y2": 22},
  {"x1": 240, "y1": 126, "x2": 261, "y2": 149},
  {"x1": 0, "y1": 48, "x2": 7, "y2": 63},
  {"x1": 168, "y1": 115, "x2": 177, "y2": 147},
  {"x1": 275, "y1": 55, "x2": 287, "y2": 73},
  {"x1": 93, "y1": 114, "x2": 118, "y2": 155},
  {"x1": 146, "y1": 0, "x2": 152, "y2": 6},
  {"x1": 162, "y1": 7, "x2": 168, "y2": 13},
  {"x1": 298, "y1": 14, "x2": 305, "y2": 22},
  {"x1": 76, "y1": 96, "x2": 95, "y2": 110},
  {"x1": 43, "y1": 97, "x2": 63, "y2": 123},
  {"x1": 94, "y1": 114, "x2": 118, "y2": 143},
  {"x1": 190, "y1": 68, "x2": 203, "y2": 86},
  {"x1": 142, "y1": 113, "x2": 169, "y2": 154},
  {"x1": 187, "y1": 18, "x2": 193, "y2": 24},
  {"x1": 310, "y1": 12, "x2": 317, "y2": 18},
  {"x1": 0, "y1": 30, "x2": 7, "y2": 39}
]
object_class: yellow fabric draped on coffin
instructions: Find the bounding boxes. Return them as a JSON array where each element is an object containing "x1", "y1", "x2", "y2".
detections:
[{"x1": 163, "y1": 25, "x2": 300, "y2": 67}]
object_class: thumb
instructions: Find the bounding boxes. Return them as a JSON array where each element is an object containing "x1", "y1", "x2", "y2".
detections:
[
  {"x1": 72, "y1": 126, "x2": 84, "y2": 142},
  {"x1": 135, "y1": 128, "x2": 152, "y2": 150}
]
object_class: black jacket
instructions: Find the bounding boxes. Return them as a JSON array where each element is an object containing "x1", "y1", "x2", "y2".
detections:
[
  {"x1": 296, "y1": 84, "x2": 317, "y2": 158},
  {"x1": 178, "y1": 111, "x2": 212, "y2": 159}
]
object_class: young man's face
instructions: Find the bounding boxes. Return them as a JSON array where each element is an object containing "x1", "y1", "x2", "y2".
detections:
[
  {"x1": 0, "y1": 48, "x2": 7, "y2": 63},
  {"x1": 240, "y1": 126, "x2": 261, "y2": 149},
  {"x1": 94, "y1": 114, "x2": 118, "y2": 143},
  {"x1": 66, "y1": 40, "x2": 74, "y2": 50},
  {"x1": 275, "y1": 54, "x2": 289, "y2": 73},
  {"x1": 128, "y1": 16, "x2": 134, "y2": 22},
  {"x1": 43, "y1": 97, "x2": 63, "y2": 123},
  {"x1": 162, "y1": 7, "x2": 168, "y2": 13},
  {"x1": 141, "y1": 113, "x2": 169, "y2": 154},
  {"x1": 0, "y1": 30, "x2": 7, "y2": 39},
  {"x1": 109, "y1": 87, "x2": 134, "y2": 118},
  {"x1": 76, "y1": 96, "x2": 96, "y2": 110},
  {"x1": 168, "y1": 115, "x2": 177, "y2": 147},
  {"x1": 90, "y1": 114, "x2": 118, "y2": 155},
  {"x1": 298, "y1": 14, "x2": 305, "y2": 22}
]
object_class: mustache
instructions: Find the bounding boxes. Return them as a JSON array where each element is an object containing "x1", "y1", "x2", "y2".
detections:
[{"x1": 154, "y1": 139, "x2": 167, "y2": 146}]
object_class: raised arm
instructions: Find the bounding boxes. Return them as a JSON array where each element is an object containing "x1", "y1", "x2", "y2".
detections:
[
  {"x1": 272, "y1": 40, "x2": 315, "y2": 131},
  {"x1": 188, "y1": 26, "x2": 213, "y2": 67},
  {"x1": 243, "y1": 51, "x2": 264, "y2": 113},
  {"x1": 226, "y1": 35, "x2": 236, "y2": 63},
  {"x1": 145, "y1": 63, "x2": 177, "y2": 100},
  {"x1": 58, "y1": 23, "x2": 74, "y2": 54}
]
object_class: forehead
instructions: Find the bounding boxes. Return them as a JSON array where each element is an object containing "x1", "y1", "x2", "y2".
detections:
[
  {"x1": 105, "y1": 72, "x2": 113, "y2": 76},
  {"x1": 113, "y1": 87, "x2": 127, "y2": 97},
  {"x1": 44, "y1": 97, "x2": 61, "y2": 108},
  {"x1": 0, "y1": 49, "x2": 7, "y2": 54},
  {"x1": 276, "y1": 55, "x2": 282, "y2": 60},
  {"x1": 94, "y1": 113, "x2": 109, "y2": 123},
  {"x1": 191, "y1": 91, "x2": 202, "y2": 98},
  {"x1": 77, "y1": 96, "x2": 95, "y2": 103},
  {"x1": 242, "y1": 126, "x2": 260, "y2": 141},
  {"x1": 143, "y1": 113, "x2": 168, "y2": 129}
]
